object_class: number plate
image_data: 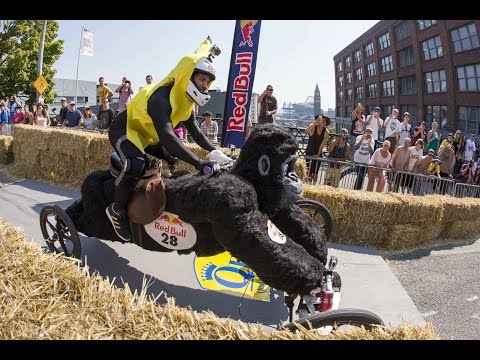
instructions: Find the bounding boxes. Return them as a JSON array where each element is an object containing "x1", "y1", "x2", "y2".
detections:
[{"x1": 144, "y1": 211, "x2": 197, "y2": 250}]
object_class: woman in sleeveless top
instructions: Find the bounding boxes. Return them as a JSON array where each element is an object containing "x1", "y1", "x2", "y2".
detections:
[
  {"x1": 305, "y1": 114, "x2": 330, "y2": 181},
  {"x1": 33, "y1": 103, "x2": 50, "y2": 127},
  {"x1": 427, "y1": 121, "x2": 439, "y2": 153},
  {"x1": 350, "y1": 103, "x2": 366, "y2": 137}
]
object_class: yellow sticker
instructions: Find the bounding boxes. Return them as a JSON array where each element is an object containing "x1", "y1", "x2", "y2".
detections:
[{"x1": 194, "y1": 251, "x2": 271, "y2": 302}]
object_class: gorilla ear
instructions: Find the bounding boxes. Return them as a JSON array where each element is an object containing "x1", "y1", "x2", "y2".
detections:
[{"x1": 258, "y1": 155, "x2": 270, "y2": 176}]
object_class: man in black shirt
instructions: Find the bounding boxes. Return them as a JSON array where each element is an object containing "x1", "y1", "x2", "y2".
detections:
[
  {"x1": 97, "y1": 99, "x2": 115, "y2": 130},
  {"x1": 257, "y1": 85, "x2": 277, "y2": 124}
]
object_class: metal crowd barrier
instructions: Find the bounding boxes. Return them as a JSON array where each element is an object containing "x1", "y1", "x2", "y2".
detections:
[
  {"x1": 303, "y1": 156, "x2": 391, "y2": 192},
  {"x1": 391, "y1": 170, "x2": 456, "y2": 196},
  {"x1": 454, "y1": 182, "x2": 480, "y2": 198},
  {"x1": 303, "y1": 156, "x2": 480, "y2": 198}
]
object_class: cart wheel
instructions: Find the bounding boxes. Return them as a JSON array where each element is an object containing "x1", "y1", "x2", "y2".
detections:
[
  {"x1": 296, "y1": 199, "x2": 333, "y2": 241},
  {"x1": 280, "y1": 308, "x2": 384, "y2": 332},
  {"x1": 40, "y1": 205, "x2": 81, "y2": 259}
]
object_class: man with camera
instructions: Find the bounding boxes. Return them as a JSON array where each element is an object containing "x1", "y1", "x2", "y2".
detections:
[
  {"x1": 52, "y1": 97, "x2": 68, "y2": 127},
  {"x1": 366, "y1": 106, "x2": 383, "y2": 148},
  {"x1": 325, "y1": 128, "x2": 350, "y2": 188}
]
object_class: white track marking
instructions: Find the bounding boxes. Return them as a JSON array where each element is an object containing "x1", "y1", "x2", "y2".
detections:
[
  {"x1": 422, "y1": 311, "x2": 437, "y2": 317},
  {"x1": 467, "y1": 296, "x2": 478, "y2": 302}
]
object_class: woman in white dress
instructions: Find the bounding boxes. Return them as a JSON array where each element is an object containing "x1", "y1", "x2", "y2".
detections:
[{"x1": 33, "y1": 103, "x2": 51, "y2": 127}]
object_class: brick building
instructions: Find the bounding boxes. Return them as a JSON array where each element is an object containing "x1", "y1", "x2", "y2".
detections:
[{"x1": 334, "y1": 20, "x2": 480, "y2": 135}]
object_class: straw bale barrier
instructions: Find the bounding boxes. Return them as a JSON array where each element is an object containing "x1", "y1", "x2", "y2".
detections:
[
  {"x1": 11, "y1": 125, "x2": 308, "y2": 187},
  {"x1": 0, "y1": 218, "x2": 437, "y2": 340},
  {"x1": 0, "y1": 135, "x2": 13, "y2": 165},
  {"x1": 304, "y1": 185, "x2": 480, "y2": 250}
]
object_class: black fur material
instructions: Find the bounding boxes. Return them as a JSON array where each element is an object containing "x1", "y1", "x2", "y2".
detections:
[{"x1": 66, "y1": 124, "x2": 337, "y2": 295}]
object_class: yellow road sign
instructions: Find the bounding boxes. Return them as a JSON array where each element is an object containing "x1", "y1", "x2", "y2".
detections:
[{"x1": 34, "y1": 75, "x2": 48, "y2": 94}]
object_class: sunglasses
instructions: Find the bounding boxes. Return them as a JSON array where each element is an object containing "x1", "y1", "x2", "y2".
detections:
[{"x1": 267, "y1": 88, "x2": 273, "y2": 91}]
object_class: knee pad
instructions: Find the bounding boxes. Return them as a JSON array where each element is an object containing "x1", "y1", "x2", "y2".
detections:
[{"x1": 116, "y1": 157, "x2": 146, "y2": 186}]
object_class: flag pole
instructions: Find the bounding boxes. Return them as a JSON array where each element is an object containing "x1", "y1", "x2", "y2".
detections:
[{"x1": 74, "y1": 26, "x2": 83, "y2": 105}]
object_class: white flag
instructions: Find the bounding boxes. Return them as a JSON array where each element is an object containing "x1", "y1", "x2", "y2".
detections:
[{"x1": 80, "y1": 28, "x2": 93, "y2": 56}]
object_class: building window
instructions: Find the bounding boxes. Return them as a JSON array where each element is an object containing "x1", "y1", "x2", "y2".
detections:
[
  {"x1": 338, "y1": 75, "x2": 344, "y2": 87},
  {"x1": 367, "y1": 83, "x2": 377, "y2": 98},
  {"x1": 337, "y1": 91, "x2": 344, "y2": 101},
  {"x1": 365, "y1": 42, "x2": 375, "y2": 57},
  {"x1": 356, "y1": 86, "x2": 364, "y2": 100},
  {"x1": 458, "y1": 106, "x2": 480, "y2": 135},
  {"x1": 399, "y1": 75, "x2": 417, "y2": 95},
  {"x1": 345, "y1": 106, "x2": 353, "y2": 117},
  {"x1": 425, "y1": 69, "x2": 447, "y2": 93},
  {"x1": 366, "y1": 62, "x2": 376, "y2": 77},
  {"x1": 355, "y1": 67, "x2": 363, "y2": 81},
  {"x1": 378, "y1": 32, "x2": 391, "y2": 50},
  {"x1": 450, "y1": 23, "x2": 480, "y2": 54},
  {"x1": 345, "y1": 56, "x2": 351, "y2": 68},
  {"x1": 337, "y1": 62, "x2": 343, "y2": 72},
  {"x1": 394, "y1": 21, "x2": 410, "y2": 42},
  {"x1": 381, "y1": 79, "x2": 395, "y2": 97},
  {"x1": 417, "y1": 20, "x2": 437, "y2": 31},
  {"x1": 422, "y1": 35, "x2": 443, "y2": 61},
  {"x1": 354, "y1": 49, "x2": 361, "y2": 63},
  {"x1": 383, "y1": 105, "x2": 394, "y2": 117},
  {"x1": 346, "y1": 72, "x2": 352, "y2": 84},
  {"x1": 400, "y1": 105, "x2": 417, "y2": 124},
  {"x1": 380, "y1": 55, "x2": 393, "y2": 73},
  {"x1": 457, "y1": 63, "x2": 480, "y2": 91},
  {"x1": 397, "y1": 46, "x2": 415, "y2": 68},
  {"x1": 346, "y1": 89, "x2": 353, "y2": 100},
  {"x1": 336, "y1": 107, "x2": 344, "y2": 117},
  {"x1": 425, "y1": 105, "x2": 448, "y2": 129}
]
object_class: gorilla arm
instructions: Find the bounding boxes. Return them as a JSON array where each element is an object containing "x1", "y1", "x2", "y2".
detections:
[
  {"x1": 210, "y1": 204, "x2": 326, "y2": 296},
  {"x1": 269, "y1": 204, "x2": 328, "y2": 265}
]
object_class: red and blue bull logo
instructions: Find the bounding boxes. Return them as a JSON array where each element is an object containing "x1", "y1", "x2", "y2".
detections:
[{"x1": 239, "y1": 20, "x2": 258, "y2": 47}]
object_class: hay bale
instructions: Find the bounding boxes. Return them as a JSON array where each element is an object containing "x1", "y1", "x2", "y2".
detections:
[
  {"x1": 296, "y1": 158, "x2": 308, "y2": 182},
  {"x1": 441, "y1": 218, "x2": 480, "y2": 240},
  {"x1": 0, "y1": 218, "x2": 437, "y2": 339},
  {"x1": 0, "y1": 135, "x2": 13, "y2": 164},
  {"x1": 385, "y1": 223, "x2": 444, "y2": 251},
  {"x1": 12, "y1": 125, "x2": 111, "y2": 188}
]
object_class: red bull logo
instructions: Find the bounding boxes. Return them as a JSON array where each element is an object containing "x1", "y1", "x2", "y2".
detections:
[
  {"x1": 239, "y1": 20, "x2": 258, "y2": 47},
  {"x1": 158, "y1": 213, "x2": 183, "y2": 227}
]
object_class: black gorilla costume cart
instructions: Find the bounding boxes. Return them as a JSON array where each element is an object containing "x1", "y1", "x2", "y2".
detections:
[{"x1": 39, "y1": 124, "x2": 384, "y2": 332}]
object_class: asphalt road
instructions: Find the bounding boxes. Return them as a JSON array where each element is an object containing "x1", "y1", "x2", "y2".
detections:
[
  {"x1": 0, "y1": 167, "x2": 424, "y2": 330},
  {"x1": 385, "y1": 241, "x2": 480, "y2": 340}
]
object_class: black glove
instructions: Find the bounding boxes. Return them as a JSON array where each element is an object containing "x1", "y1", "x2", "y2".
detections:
[{"x1": 196, "y1": 160, "x2": 220, "y2": 175}]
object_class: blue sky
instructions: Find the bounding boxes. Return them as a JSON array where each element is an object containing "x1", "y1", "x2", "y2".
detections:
[{"x1": 54, "y1": 20, "x2": 379, "y2": 111}]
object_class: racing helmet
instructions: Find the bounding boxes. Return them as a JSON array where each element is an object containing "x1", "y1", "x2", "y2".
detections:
[{"x1": 186, "y1": 57, "x2": 216, "y2": 106}]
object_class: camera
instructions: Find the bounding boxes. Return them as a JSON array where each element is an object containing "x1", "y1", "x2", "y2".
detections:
[{"x1": 51, "y1": 107, "x2": 57, "y2": 112}]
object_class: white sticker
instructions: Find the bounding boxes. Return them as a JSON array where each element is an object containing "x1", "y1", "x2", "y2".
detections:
[
  {"x1": 267, "y1": 220, "x2": 286, "y2": 244},
  {"x1": 144, "y1": 211, "x2": 197, "y2": 250}
]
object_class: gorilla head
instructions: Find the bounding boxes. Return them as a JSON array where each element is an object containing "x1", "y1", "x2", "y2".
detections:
[{"x1": 232, "y1": 124, "x2": 303, "y2": 215}]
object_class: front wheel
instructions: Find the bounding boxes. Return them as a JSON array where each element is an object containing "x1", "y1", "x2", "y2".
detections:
[
  {"x1": 280, "y1": 308, "x2": 384, "y2": 332},
  {"x1": 296, "y1": 199, "x2": 333, "y2": 241},
  {"x1": 40, "y1": 205, "x2": 81, "y2": 259}
]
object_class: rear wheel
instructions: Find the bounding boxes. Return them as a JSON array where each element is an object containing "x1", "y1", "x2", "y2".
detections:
[
  {"x1": 40, "y1": 205, "x2": 81, "y2": 259},
  {"x1": 296, "y1": 199, "x2": 333, "y2": 241},
  {"x1": 281, "y1": 308, "x2": 384, "y2": 332}
]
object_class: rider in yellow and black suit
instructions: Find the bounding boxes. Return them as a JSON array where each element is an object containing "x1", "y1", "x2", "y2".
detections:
[{"x1": 106, "y1": 38, "x2": 232, "y2": 241}]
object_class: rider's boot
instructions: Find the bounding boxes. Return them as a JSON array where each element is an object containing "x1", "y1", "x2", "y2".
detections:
[{"x1": 106, "y1": 203, "x2": 131, "y2": 242}]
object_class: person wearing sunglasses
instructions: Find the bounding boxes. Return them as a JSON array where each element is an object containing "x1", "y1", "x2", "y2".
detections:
[{"x1": 257, "y1": 85, "x2": 277, "y2": 125}]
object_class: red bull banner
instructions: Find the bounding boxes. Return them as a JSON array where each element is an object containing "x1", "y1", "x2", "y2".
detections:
[{"x1": 221, "y1": 20, "x2": 262, "y2": 148}]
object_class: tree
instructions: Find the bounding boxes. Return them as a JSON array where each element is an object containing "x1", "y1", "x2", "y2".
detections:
[{"x1": 0, "y1": 20, "x2": 63, "y2": 107}]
